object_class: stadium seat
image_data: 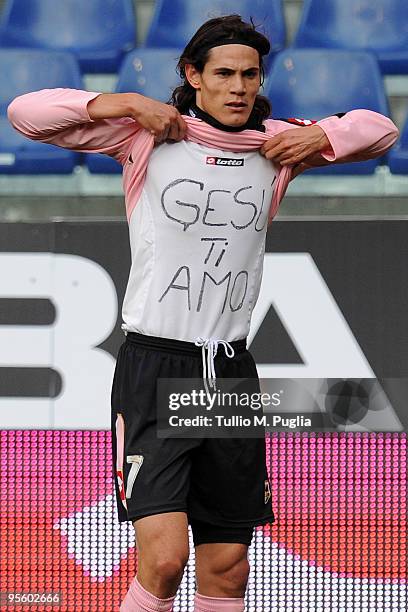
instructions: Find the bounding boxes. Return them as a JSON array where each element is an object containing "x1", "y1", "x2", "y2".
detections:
[
  {"x1": 0, "y1": 0, "x2": 135, "y2": 73},
  {"x1": 116, "y1": 48, "x2": 183, "y2": 103},
  {"x1": 87, "y1": 48, "x2": 182, "y2": 174},
  {"x1": 1, "y1": 49, "x2": 83, "y2": 174},
  {"x1": 265, "y1": 49, "x2": 390, "y2": 175},
  {"x1": 388, "y1": 116, "x2": 407, "y2": 174},
  {"x1": 144, "y1": 0, "x2": 285, "y2": 68},
  {"x1": 294, "y1": 0, "x2": 408, "y2": 75}
]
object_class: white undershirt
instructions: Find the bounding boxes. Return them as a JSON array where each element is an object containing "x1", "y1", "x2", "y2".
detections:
[{"x1": 121, "y1": 139, "x2": 277, "y2": 344}]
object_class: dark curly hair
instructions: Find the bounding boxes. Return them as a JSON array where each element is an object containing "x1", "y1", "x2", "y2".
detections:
[{"x1": 169, "y1": 14, "x2": 271, "y2": 123}]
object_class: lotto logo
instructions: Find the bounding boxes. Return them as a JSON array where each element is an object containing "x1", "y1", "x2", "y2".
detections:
[{"x1": 206, "y1": 156, "x2": 244, "y2": 166}]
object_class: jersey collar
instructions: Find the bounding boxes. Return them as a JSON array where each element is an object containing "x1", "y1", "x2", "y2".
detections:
[{"x1": 188, "y1": 103, "x2": 265, "y2": 133}]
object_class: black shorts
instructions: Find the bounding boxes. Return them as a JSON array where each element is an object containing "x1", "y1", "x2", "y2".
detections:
[{"x1": 111, "y1": 331, "x2": 275, "y2": 547}]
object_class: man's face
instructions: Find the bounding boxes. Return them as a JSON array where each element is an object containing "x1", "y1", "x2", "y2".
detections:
[{"x1": 185, "y1": 44, "x2": 261, "y2": 127}]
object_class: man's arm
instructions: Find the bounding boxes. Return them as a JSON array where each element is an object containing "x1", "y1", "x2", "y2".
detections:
[
  {"x1": 261, "y1": 109, "x2": 399, "y2": 176},
  {"x1": 7, "y1": 89, "x2": 186, "y2": 162},
  {"x1": 87, "y1": 93, "x2": 186, "y2": 143}
]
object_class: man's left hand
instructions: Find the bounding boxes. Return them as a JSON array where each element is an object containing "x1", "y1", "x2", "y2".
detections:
[{"x1": 260, "y1": 125, "x2": 332, "y2": 165}]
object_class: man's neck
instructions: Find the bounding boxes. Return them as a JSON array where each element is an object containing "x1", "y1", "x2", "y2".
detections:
[{"x1": 188, "y1": 103, "x2": 265, "y2": 133}]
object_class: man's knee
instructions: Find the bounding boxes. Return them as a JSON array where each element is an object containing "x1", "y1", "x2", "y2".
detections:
[
  {"x1": 140, "y1": 542, "x2": 190, "y2": 581},
  {"x1": 137, "y1": 552, "x2": 189, "y2": 598},
  {"x1": 217, "y1": 557, "x2": 250, "y2": 594},
  {"x1": 196, "y1": 545, "x2": 250, "y2": 597},
  {"x1": 150, "y1": 555, "x2": 189, "y2": 582}
]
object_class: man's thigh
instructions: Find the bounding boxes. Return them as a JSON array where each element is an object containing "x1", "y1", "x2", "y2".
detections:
[{"x1": 133, "y1": 511, "x2": 190, "y2": 562}]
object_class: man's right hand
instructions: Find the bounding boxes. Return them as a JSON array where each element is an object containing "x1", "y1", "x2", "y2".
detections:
[
  {"x1": 87, "y1": 93, "x2": 187, "y2": 143},
  {"x1": 131, "y1": 95, "x2": 187, "y2": 143}
]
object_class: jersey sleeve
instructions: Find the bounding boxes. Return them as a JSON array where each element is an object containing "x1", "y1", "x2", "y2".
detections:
[
  {"x1": 264, "y1": 109, "x2": 399, "y2": 165},
  {"x1": 7, "y1": 88, "x2": 141, "y2": 164}
]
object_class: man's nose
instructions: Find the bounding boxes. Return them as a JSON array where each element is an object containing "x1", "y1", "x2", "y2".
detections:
[{"x1": 230, "y1": 75, "x2": 246, "y2": 94}]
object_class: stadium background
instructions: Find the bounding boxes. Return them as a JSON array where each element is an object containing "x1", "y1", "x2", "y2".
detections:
[{"x1": 0, "y1": 1, "x2": 407, "y2": 611}]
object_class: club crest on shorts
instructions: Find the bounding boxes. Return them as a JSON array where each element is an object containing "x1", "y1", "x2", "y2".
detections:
[
  {"x1": 264, "y1": 479, "x2": 271, "y2": 504},
  {"x1": 126, "y1": 455, "x2": 144, "y2": 499}
]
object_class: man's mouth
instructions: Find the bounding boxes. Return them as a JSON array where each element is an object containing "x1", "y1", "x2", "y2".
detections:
[{"x1": 225, "y1": 102, "x2": 248, "y2": 112}]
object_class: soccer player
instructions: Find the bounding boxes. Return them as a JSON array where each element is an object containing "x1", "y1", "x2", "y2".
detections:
[{"x1": 8, "y1": 14, "x2": 398, "y2": 612}]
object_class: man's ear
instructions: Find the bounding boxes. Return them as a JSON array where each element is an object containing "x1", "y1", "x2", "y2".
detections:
[{"x1": 185, "y1": 64, "x2": 201, "y2": 90}]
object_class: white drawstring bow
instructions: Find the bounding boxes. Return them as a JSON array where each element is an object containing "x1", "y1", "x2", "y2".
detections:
[{"x1": 194, "y1": 337, "x2": 235, "y2": 395}]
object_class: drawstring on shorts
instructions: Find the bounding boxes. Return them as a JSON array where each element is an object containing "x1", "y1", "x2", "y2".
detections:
[{"x1": 194, "y1": 337, "x2": 235, "y2": 396}]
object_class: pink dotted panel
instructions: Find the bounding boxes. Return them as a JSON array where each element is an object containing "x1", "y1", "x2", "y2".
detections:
[{"x1": 0, "y1": 431, "x2": 406, "y2": 611}]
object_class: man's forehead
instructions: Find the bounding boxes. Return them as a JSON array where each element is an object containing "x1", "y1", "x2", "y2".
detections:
[{"x1": 205, "y1": 44, "x2": 260, "y2": 68}]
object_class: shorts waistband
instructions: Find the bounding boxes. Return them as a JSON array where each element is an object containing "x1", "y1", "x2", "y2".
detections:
[{"x1": 125, "y1": 331, "x2": 247, "y2": 357}]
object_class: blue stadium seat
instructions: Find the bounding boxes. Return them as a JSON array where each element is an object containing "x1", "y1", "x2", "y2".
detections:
[
  {"x1": 0, "y1": 0, "x2": 135, "y2": 73},
  {"x1": 265, "y1": 49, "x2": 390, "y2": 175},
  {"x1": 388, "y1": 117, "x2": 407, "y2": 174},
  {"x1": 294, "y1": 0, "x2": 408, "y2": 75},
  {"x1": 1, "y1": 49, "x2": 83, "y2": 174},
  {"x1": 87, "y1": 48, "x2": 182, "y2": 174},
  {"x1": 144, "y1": 0, "x2": 285, "y2": 68},
  {"x1": 116, "y1": 48, "x2": 182, "y2": 103}
]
